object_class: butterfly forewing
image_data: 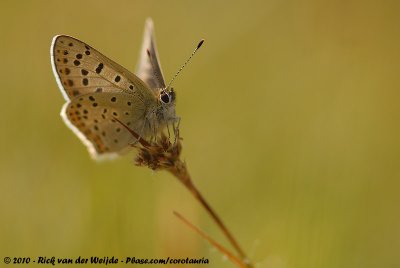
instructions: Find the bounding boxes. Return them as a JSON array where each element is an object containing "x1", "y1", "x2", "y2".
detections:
[
  {"x1": 136, "y1": 18, "x2": 166, "y2": 91},
  {"x1": 63, "y1": 92, "x2": 149, "y2": 158},
  {"x1": 51, "y1": 35, "x2": 154, "y2": 101}
]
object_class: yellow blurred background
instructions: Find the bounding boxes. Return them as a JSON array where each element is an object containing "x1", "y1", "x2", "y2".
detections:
[{"x1": 1, "y1": 0, "x2": 399, "y2": 267}]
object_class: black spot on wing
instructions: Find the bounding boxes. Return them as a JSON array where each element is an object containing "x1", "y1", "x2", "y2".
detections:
[{"x1": 96, "y1": 63, "x2": 104, "y2": 74}]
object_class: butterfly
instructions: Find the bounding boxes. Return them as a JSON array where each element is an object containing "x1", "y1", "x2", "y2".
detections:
[{"x1": 50, "y1": 18, "x2": 179, "y2": 160}]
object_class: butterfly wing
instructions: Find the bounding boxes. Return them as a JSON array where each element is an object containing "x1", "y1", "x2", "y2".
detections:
[
  {"x1": 62, "y1": 92, "x2": 152, "y2": 160},
  {"x1": 51, "y1": 35, "x2": 158, "y2": 160},
  {"x1": 135, "y1": 18, "x2": 166, "y2": 91},
  {"x1": 51, "y1": 35, "x2": 155, "y2": 101}
]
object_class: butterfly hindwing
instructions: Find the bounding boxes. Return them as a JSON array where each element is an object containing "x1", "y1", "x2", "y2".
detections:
[{"x1": 62, "y1": 92, "x2": 150, "y2": 159}]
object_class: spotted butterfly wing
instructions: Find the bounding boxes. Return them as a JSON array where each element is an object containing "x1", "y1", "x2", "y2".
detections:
[
  {"x1": 51, "y1": 35, "x2": 158, "y2": 160},
  {"x1": 136, "y1": 18, "x2": 166, "y2": 91},
  {"x1": 51, "y1": 35, "x2": 154, "y2": 101},
  {"x1": 62, "y1": 92, "x2": 150, "y2": 158}
]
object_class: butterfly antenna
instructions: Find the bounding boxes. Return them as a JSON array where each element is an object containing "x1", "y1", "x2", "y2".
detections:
[{"x1": 166, "y1": 39, "x2": 204, "y2": 90}]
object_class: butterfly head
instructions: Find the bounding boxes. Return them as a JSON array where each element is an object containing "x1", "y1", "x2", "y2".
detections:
[
  {"x1": 159, "y1": 88, "x2": 176, "y2": 105},
  {"x1": 157, "y1": 88, "x2": 177, "y2": 123}
]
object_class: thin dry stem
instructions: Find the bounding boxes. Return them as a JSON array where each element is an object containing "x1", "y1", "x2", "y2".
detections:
[
  {"x1": 120, "y1": 122, "x2": 254, "y2": 268},
  {"x1": 173, "y1": 211, "x2": 246, "y2": 268},
  {"x1": 167, "y1": 162, "x2": 253, "y2": 268}
]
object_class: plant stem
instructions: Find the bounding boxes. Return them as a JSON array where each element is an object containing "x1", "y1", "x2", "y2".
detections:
[
  {"x1": 126, "y1": 124, "x2": 254, "y2": 268},
  {"x1": 173, "y1": 211, "x2": 247, "y2": 268},
  {"x1": 167, "y1": 161, "x2": 254, "y2": 268}
]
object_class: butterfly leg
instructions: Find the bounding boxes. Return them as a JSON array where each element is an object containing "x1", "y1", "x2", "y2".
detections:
[
  {"x1": 155, "y1": 121, "x2": 160, "y2": 143},
  {"x1": 149, "y1": 116, "x2": 158, "y2": 143},
  {"x1": 173, "y1": 117, "x2": 181, "y2": 144},
  {"x1": 166, "y1": 123, "x2": 171, "y2": 140}
]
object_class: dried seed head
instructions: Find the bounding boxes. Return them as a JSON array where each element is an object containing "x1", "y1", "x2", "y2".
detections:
[{"x1": 134, "y1": 133, "x2": 182, "y2": 170}]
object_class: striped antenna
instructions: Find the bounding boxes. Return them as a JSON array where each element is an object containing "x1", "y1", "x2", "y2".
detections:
[{"x1": 166, "y1": 39, "x2": 204, "y2": 90}]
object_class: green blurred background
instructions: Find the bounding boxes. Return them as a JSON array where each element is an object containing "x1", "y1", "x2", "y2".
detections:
[{"x1": 1, "y1": 0, "x2": 399, "y2": 267}]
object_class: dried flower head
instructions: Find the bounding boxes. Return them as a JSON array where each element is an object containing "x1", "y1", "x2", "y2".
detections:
[
  {"x1": 134, "y1": 133, "x2": 182, "y2": 171},
  {"x1": 113, "y1": 117, "x2": 190, "y2": 185}
]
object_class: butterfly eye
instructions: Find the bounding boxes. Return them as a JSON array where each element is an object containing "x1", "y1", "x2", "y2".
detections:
[{"x1": 160, "y1": 92, "x2": 170, "y2": 104}]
